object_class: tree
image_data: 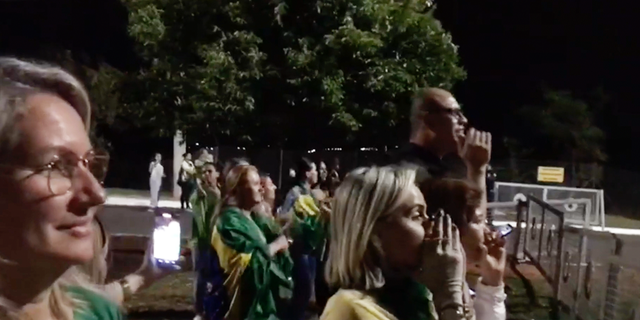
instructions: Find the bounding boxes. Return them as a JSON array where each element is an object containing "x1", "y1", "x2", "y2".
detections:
[
  {"x1": 97, "y1": 0, "x2": 465, "y2": 147},
  {"x1": 516, "y1": 89, "x2": 606, "y2": 187}
]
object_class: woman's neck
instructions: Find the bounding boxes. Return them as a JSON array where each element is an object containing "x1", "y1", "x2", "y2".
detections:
[
  {"x1": 265, "y1": 198, "x2": 274, "y2": 209},
  {"x1": 0, "y1": 263, "x2": 66, "y2": 307},
  {"x1": 298, "y1": 181, "x2": 310, "y2": 190}
]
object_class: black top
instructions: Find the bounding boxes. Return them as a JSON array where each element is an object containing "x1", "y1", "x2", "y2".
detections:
[{"x1": 388, "y1": 143, "x2": 466, "y2": 183}]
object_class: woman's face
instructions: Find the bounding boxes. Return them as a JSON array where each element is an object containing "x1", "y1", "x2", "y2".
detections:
[
  {"x1": 0, "y1": 94, "x2": 106, "y2": 269},
  {"x1": 461, "y1": 207, "x2": 488, "y2": 264},
  {"x1": 260, "y1": 176, "x2": 276, "y2": 202},
  {"x1": 318, "y1": 162, "x2": 328, "y2": 182},
  {"x1": 307, "y1": 163, "x2": 318, "y2": 185},
  {"x1": 239, "y1": 169, "x2": 263, "y2": 209},
  {"x1": 376, "y1": 185, "x2": 430, "y2": 272},
  {"x1": 203, "y1": 164, "x2": 218, "y2": 185}
]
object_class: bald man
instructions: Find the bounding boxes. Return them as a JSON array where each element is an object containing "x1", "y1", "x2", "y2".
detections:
[{"x1": 392, "y1": 87, "x2": 492, "y2": 205}]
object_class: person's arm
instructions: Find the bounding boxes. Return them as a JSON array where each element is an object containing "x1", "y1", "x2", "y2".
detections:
[
  {"x1": 467, "y1": 165, "x2": 487, "y2": 212},
  {"x1": 148, "y1": 161, "x2": 155, "y2": 174},
  {"x1": 460, "y1": 128, "x2": 491, "y2": 213},
  {"x1": 102, "y1": 273, "x2": 152, "y2": 306}
]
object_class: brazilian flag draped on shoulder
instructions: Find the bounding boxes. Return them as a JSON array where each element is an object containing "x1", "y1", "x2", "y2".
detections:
[
  {"x1": 287, "y1": 193, "x2": 329, "y2": 254},
  {"x1": 190, "y1": 185, "x2": 219, "y2": 252},
  {"x1": 211, "y1": 207, "x2": 293, "y2": 320}
]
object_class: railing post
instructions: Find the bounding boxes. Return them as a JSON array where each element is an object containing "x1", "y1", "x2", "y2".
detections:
[
  {"x1": 511, "y1": 200, "x2": 527, "y2": 259},
  {"x1": 603, "y1": 237, "x2": 624, "y2": 320},
  {"x1": 553, "y1": 206, "x2": 565, "y2": 301},
  {"x1": 538, "y1": 206, "x2": 546, "y2": 263}
]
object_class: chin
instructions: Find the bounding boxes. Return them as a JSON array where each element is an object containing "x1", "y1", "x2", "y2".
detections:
[{"x1": 53, "y1": 238, "x2": 95, "y2": 265}]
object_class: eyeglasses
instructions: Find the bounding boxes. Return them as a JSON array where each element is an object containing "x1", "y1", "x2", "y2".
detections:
[
  {"x1": 0, "y1": 149, "x2": 110, "y2": 196},
  {"x1": 429, "y1": 107, "x2": 465, "y2": 120}
]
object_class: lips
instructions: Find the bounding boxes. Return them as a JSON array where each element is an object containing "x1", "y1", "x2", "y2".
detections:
[{"x1": 58, "y1": 219, "x2": 93, "y2": 238}]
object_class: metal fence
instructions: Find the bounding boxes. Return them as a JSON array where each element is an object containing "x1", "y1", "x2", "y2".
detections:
[
  {"x1": 494, "y1": 181, "x2": 604, "y2": 228},
  {"x1": 492, "y1": 159, "x2": 640, "y2": 221},
  {"x1": 498, "y1": 195, "x2": 640, "y2": 320}
]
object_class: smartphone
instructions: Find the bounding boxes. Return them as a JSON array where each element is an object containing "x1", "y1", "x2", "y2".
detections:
[
  {"x1": 427, "y1": 208, "x2": 445, "y2": 221},
  {"x1": 153, "y1": 213, "x2": 181, "y2": 265},
  {"x1": 496, "y1": 224, "x2": 514, "y2": 238}
]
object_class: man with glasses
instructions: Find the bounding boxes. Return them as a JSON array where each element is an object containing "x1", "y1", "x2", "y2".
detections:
[{"x1": 391, "y1": 87, "x2": 491, "y2": 184}]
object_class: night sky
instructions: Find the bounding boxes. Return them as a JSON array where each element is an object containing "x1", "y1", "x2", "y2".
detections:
[
  {"x1": 435, "y1": 1, "x2": 638, "y2": 169},
  {"x1": 1, "y1": 0, "x2": 638, "y2": 170}
]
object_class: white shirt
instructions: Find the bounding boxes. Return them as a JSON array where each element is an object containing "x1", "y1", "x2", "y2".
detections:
[
  {"x1": 150, "y1": 162, "x2": 164, "y2": 181},
  {"x1": 472, "y1": 281, "x2": 507, "y2": 320}
]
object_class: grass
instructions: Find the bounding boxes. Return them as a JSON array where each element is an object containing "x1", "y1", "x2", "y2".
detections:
[
  {"x1": 124, "y1": 264, "x2": 564, "y2": 320},
  {"x1": 126, "y1": 272, "x2": 194, "y2": 320},
  {"x1": 605, "y1": 214, "x2": 640, "y2": 229}
]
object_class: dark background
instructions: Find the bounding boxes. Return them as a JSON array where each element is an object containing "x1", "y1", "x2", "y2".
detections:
[{"x1": 1, "y1": 0, "x2": 638, "y2": 189}]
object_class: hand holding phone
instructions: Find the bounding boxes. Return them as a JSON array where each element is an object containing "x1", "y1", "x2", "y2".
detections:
[
  {"x1": 495, "y1": 224, "x2": 514, "y2": 238},
  {"x1": 153, "y1": 213, "x2": 182, "y2": 266}
]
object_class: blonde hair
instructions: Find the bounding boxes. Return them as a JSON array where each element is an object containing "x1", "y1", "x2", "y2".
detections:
[
  {"x1": 0, "y1": 57, "x2": 93, "y2": 320},
  {"x1": 325, "y1": 166, "x2": 417, "y2": 290},
  {"x1": 78, "y1": 218, "x2": 109, "y2": 285}
]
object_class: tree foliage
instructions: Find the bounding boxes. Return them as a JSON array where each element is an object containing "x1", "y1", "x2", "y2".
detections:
[
  {"x1": 517, "y1": 89, "x2": 606, "y2": 162},
  {"x1": 511, "y1": 89, "x2": 606, "y2": 186},
  {"x1": 95, "y1": 0, "x2": 465, "y2": 147}
]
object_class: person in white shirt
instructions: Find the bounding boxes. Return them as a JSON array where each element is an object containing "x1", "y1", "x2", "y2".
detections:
[{"x1": 149, "y1": 153, "x2": 165, "y2": 208}]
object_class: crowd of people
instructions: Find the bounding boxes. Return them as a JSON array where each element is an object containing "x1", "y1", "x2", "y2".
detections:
[{"x1": 0, "y1": 57, "x2": 508, "y2": 320}]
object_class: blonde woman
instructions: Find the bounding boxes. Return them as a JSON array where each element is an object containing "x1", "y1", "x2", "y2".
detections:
[
  {"x1": 0, "y1": 57, "x2": 121, "y2": 319},
  {"x1": 321, "y1": 166, "x2": 472, "y2": 320},
  {"x1": 209, "y1": 164, "x2": 292, "y2": 320}
]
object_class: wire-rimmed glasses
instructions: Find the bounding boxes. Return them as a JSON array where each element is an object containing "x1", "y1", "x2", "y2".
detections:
[{"x1": 0, "y1": 149, "x2": 110, "y2": 195}]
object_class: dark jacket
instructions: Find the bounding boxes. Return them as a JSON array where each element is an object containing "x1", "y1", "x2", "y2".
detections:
[{"x1": 388, "y1": 143, "x2": 466, "y2": 183}]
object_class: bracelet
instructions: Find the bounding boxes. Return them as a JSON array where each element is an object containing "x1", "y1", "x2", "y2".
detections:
[
  {"x1": 118, "y1": 278, "x2": 133, "y2": 299},
  {"x1": 439, "y1": 302, "x2": 472, "y2": 319}
]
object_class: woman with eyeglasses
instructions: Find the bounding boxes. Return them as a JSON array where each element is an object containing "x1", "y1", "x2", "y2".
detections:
[{"x1": 0, "y1": 58, "x2": 121, "y2": 319}]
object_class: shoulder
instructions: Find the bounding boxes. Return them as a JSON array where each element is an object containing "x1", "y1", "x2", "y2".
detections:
[
  {"x1": 68, "y1": 286, "x2": 123, "y2": 320},
  {"x1": 289, "y1": 186, "x2": 303, "y2": 196},
  {"x1": 217, "y1": 207, "x2": 242, "y2": 226},
  {"x1": 321, "y1": 289, "x2": 394, "y2": 320}
]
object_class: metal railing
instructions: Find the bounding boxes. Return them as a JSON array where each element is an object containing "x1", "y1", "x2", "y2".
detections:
[{"x1": 492, "y1": 195, "x2": 640, "y2": 320}]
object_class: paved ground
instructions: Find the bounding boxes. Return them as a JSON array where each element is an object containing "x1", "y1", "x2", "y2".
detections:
[{"x1": 99, "y1": 204, "x2": 193, "y2": 239}]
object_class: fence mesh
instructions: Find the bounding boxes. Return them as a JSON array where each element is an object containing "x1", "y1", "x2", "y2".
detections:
[
  {"x1": 504, "y1": 195, "x2": 640, "y2": 320},
  {"x1": 495, "y1": 182, "x2": 601, "y2": 227},
  {"x1": 574, "y1": 231, "x2": 616, "y2": 320}
]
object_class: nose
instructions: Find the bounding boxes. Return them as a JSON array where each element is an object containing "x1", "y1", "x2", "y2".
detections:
[
  {"x1": 71, "y1": 165, "x2": 107, "y2": 208},
  {"x1": 458, "y1": 112, "x2": 468, "y2": 126}
]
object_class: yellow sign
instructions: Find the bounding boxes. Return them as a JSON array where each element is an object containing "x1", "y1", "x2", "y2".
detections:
[{"x1": 537, "y1": 166, "x2": 565, "y2": 183}]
